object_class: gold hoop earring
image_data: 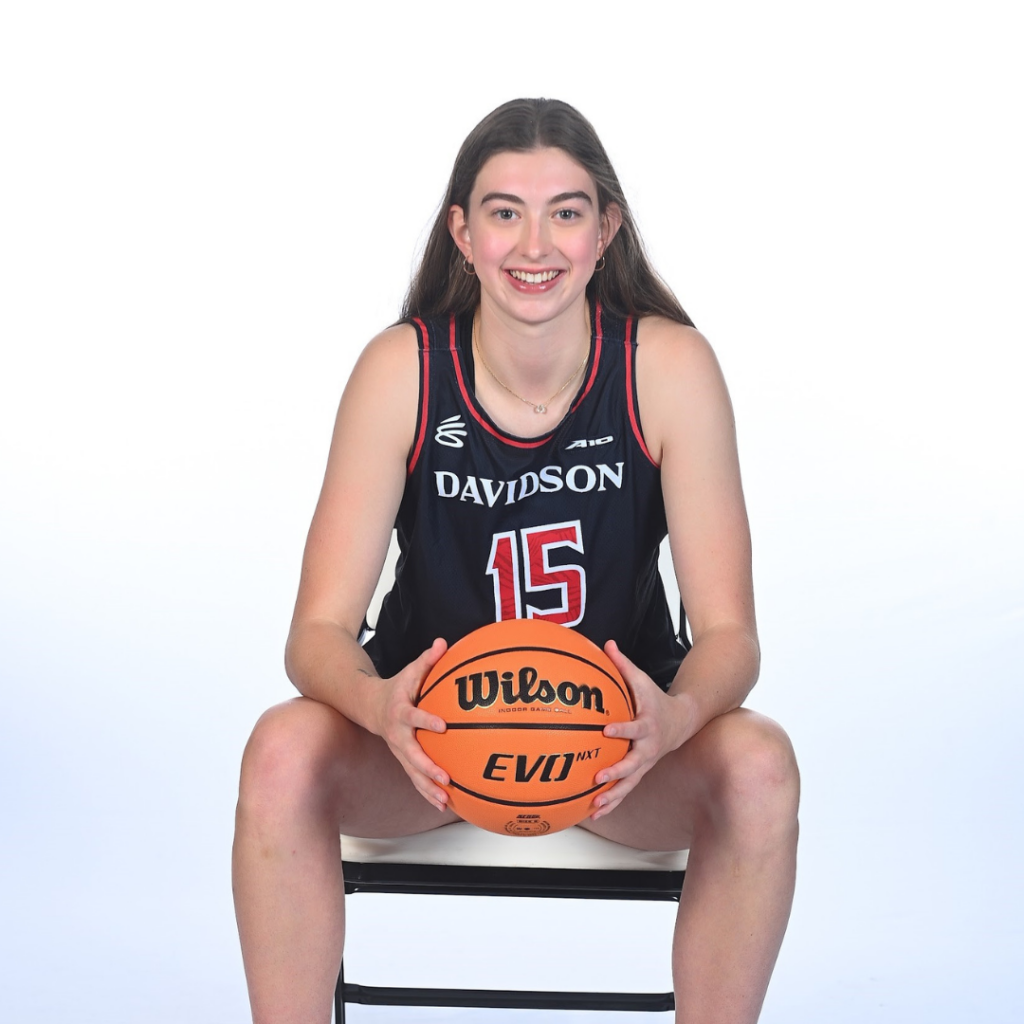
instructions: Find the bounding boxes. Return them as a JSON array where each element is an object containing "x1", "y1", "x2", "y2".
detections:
[
  {"x1": 462, "y1": 258, "x2": 476, "y2": 276},
  {"x1": 594, "y1": 256, "x2": 606, "y2": 272}
]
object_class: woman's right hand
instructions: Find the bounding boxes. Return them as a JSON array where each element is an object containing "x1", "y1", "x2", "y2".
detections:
[{"x1": 369, "y1": 637, "x2": 451, "y2": 811}]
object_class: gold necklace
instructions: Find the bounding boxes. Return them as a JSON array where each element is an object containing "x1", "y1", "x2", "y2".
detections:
[{"x1": 472, "y1": 315, "x2": 590, "y2": 415}]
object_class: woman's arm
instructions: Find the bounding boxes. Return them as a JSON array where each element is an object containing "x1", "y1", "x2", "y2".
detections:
[
  {"x1": 644, "y1": 317, "x2": 759, "y2": 731},
  {"x1": 283, "y1": 323, "x2": 451, "y2": 809},
  {"x1": 593, "y1": 318, "x2": 759, "y2": 817}
]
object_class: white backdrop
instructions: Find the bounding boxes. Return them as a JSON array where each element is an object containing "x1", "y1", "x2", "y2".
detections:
[{"x1": 2, "y1": 2, "x2": 1021, "y2": 1022}]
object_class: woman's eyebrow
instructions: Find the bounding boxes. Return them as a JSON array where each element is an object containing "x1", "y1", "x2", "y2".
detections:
[
  {"x1": 479, "y1": 191, "x2": 523, "y2": 205},
  {"x1": 478, "y1": 190, "x2": 594, "y2": 207},
  {"x1": 549, "y1": 191, "x2": 593, "y2": 206}
]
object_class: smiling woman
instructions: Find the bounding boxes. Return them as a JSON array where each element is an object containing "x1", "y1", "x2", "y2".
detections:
[{"x1": 231, "y1": 97, "x2": 800, "y2": 1024}]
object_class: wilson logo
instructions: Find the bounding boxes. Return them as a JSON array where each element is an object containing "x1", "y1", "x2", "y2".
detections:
[
  {"x1": 435, "y1": 414, "x2": 467, "y2": 448},
  {"x1": 456, "y1": 666, "x2": 605, "y2": 713}
]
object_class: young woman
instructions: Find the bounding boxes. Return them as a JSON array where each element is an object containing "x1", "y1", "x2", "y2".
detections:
[{"x1": 233, "y1": 98, "x2": 799, "y2": 1024}]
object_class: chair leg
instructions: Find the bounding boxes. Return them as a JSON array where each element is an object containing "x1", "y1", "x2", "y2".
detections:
[{"x1": 334, "y1": 959, "x2": 345, "y2": 1023}]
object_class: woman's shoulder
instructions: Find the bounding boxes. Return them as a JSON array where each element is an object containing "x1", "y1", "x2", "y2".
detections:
[
  {"x1": 346, "y1": 321, "x2": 420, "y2": 390},
  {"x1": 635, "y1": 315, "x2": 723, "y2": 387},
  {"x1": 337, "y1": 322, "x2": 421, "y2": 442},
  {"x1": 634, "y1": 316, "x2": 734, "y2": 463},
  {"x1": 636, "y1": 314, "x2": 712, "y2": 358},
  {"x1": 359, "y1": 320, "x2": 420, "y2": 362}
]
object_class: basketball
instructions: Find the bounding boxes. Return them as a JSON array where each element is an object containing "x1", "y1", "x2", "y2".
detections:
[{"x1": 415, "y1": 619, "x2": 634, "y2": 836}]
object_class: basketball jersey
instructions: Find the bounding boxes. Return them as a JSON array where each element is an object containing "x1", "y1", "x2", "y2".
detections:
[{"x1": 363, "y1": 301, "x2": 690, "y2": 690}]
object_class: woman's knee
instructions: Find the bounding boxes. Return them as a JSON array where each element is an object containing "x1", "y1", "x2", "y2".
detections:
[
  {"x1": 701, "y1": 711, "x2": 800, "y2": 841},
  {"x1": 236, "y1": 698, "x2": 357, "y2": 823}
]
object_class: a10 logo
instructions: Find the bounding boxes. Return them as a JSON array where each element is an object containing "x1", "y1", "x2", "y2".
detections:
[{"x1": 485, "y1": 520, "x2": 586, "y2": 626}]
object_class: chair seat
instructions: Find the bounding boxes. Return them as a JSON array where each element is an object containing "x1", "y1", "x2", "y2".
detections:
[
  {"x1": 342, "y1": 822, "x2": 688, "y2": 901},
  {"x1": 342, "y1": 820, "x2": 688, "y2": 872}
]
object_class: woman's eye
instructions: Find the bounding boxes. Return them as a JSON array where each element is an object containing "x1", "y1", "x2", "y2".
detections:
[
  {"x1": 495, "y1": 208, "x2": 516, "y2": 221},
  {"x1": 556, "y1": 209, "x2": 580, "y2": 221}
]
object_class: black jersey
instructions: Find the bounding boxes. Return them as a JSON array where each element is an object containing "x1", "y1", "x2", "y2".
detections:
[{"x1": 364, "y1": 302, "x2": 689, "y2": 690}]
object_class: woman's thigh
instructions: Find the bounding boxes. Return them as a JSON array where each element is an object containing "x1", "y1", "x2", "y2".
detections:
[
  {"x1": 579, "y1": 708, "x2": 799, "y2": 851},
  {"x1": 239, "y1": 696, "x2": 461, "y2": 839}
]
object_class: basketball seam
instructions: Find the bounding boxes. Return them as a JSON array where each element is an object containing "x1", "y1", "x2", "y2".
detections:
[
  {"x1": 439, "y1": 723, "x2": 608, "y2": 731},
  {"x1": 448, "y1": 778, "x2": 609, "y2": 808}
]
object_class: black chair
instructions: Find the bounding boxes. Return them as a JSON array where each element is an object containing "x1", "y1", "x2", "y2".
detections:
[{"x1": 337, "y1": 821, "x2": 687, "y2": 1020}]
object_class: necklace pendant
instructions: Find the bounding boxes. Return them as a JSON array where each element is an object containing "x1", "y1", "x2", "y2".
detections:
[{"x1": 534, "y1": 403, "x2": 546, "y2": 414}]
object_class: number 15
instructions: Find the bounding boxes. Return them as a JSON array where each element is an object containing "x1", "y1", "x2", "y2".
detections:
[{"x1": 485, "y1": 520, "x2": 587, "y2": 627}]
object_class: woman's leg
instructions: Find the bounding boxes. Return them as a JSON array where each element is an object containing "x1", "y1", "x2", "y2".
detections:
[
  {"x1": 231, "y1": 696, "x2": 458, "y2": 1024},
  {"x1": 583, "y1": 708, "x2": 799, "y2": 1024}
]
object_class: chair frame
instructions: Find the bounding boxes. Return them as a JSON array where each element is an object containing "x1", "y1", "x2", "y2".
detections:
[{"x1": 335, "y1": 855, "x2": 685, "y2": 1019}]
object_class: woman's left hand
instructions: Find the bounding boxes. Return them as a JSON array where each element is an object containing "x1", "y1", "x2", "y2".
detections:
[{"x1": 590, "y1": 639, "x2": 696, "y2": 820}]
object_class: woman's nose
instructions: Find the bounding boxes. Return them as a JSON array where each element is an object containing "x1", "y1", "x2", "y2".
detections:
[{"x1": 520, "y1": 215, "x2": 551, "y2": 259}]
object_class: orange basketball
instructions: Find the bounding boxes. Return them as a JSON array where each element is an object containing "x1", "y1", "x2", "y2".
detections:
[{"x1": 416, "y1": 619, "x2": 634, "y2": 836}]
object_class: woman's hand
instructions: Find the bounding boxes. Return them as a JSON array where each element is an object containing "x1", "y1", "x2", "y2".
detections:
[
  {"x1": 590, "y1": 639, "x2": 696, "y2": 820},
  {"x1": 368, "y1": 638, "x2": 452, "y2": 812}
]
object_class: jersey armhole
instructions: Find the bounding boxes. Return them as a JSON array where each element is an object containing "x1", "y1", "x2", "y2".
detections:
[
  {"x1": 624, "y1": 316, "x2": 658, "y2": 467},
  {"x1": 406, "y1": 316, "x2": 430, "y2": 475}
]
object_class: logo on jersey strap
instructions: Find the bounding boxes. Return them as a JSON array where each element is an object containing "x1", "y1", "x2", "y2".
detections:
[
  {"x1": 566, "y1": 435, "x2": 613, "y2": 450},
  {"x1": 435, "y1": 414, "x2": 468, "y2": 448}
]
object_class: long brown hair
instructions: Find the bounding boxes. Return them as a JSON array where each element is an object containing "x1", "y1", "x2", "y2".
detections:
[{"x1": 402, "y1": 98, "x2": 693, "y2": 327}]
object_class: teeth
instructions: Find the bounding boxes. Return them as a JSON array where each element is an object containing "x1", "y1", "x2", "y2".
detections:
[{"x1": 509, "y1": 270, "x2": 559, "y2": 284}]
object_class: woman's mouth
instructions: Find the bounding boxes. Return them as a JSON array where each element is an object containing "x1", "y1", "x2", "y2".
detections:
[{"x1": 506, "y1": 269, "x2": 563, "y2": 285}]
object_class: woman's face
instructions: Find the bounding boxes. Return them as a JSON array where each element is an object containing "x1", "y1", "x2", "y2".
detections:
[{"x1": 449, "y1": 147, "x2": 619, "y2": 327}]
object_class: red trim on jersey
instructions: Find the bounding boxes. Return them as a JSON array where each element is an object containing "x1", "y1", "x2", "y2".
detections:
[
  {"x1": 625, "y1": 317, "x2": 658, "y2": 466},
  {"x1": 407, "y1": 317, "x2": 430, "y2": 474},
  {"x1": 569, "y1": 300, "x2": 602, "y2": 414},
  {"x1": 450, "y1": 314, "x2": 552, "y2": 450}
]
